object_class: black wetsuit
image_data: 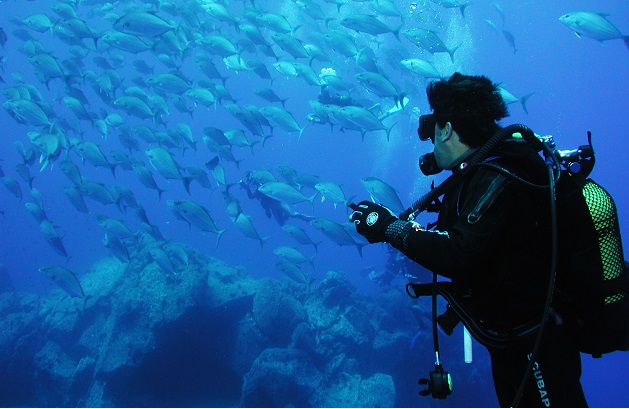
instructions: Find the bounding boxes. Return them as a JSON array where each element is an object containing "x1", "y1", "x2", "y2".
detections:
[{"x1": 387, "y1": 139, "x2": 588, "y2": 407}]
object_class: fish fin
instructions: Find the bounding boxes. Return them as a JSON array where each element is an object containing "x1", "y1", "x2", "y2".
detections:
[
  {"x1": 313, "y1": 241, "x2": 323, "y2": 254},
  {"x1": 298, "y1": 122, "x2": 309, "y2": 141},
  {"x1": 157, "y1": 187, "x2": 166, "y2": 201},
  {"x1": 459, "y1": 3, "x2": 471, "y2": 19},
  {"x1": 215, "y1": 228, "x2": 228, "y2": 248},
  {"x1": 308, "y1": 193, "x2": 318, "y2": 210},
  {"x1": 260, "y1": 236, "x2": 271, "y2": 250},
  {"x1": 355, "y1": 242, "x2": 366, "y2": 258},
  {"x1": 81, "y1": 294, "x2": 93, "y2": 314},
  {"x1": 182, "y1": 176, "x2": 193, "y2": 195},
  {"x1": 448, "y1": 44, "x2": 461, "y2": 63},
  {"x1": 385, "y1": 121, "x2": 397, "y2": 142},
  {"x1": 519, "y1": 92, "x2": 535, "y2": 115},
  {"x1": 393, "y1": 23, "x2": 403, "y2": 42}
]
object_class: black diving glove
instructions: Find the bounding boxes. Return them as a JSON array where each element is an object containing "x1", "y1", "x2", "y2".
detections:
[{"x1": 348, "y1": 201, "x2": 398, "y2": 243}]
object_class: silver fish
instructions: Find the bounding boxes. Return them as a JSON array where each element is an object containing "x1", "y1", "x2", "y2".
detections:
[
  {"x1": 101, "y1": 31, "x2": 154, "y2": 54},
  {"x1": 1, "y1": 176, "x2": 22, "y2": 199},
  {"x1": 355, "y1": 71, "x2": 404, "y2": 106},
  {"x1": 430, "y1": 0, "x2": 472, "y2": 18},
  {"x1": 259, "y1": 106, "x2": 307, "y2": 138},
  {"x1": 401, "y1": 58, "x2": 443, "y2": 79},
  {"x1": 341, "y1": 14, "x2": 402, "y2": 40},
  {"x1": 147, "y1": 72, "x2": 191, "y2": 94},
  {"x1": 337, "y1": 105, "x2": 396, "y2": 141},
  {"x1": 361, "y1": 177, "x2": 405, "y2": 215},
  {"x1": 315, "y1": 182, "x2": 350, "y2": 208},
  {"x1": 78, "y1": 180, "x2": 116, "y2": 205},
  {"x1": 4, "y1": 98, "x2": 55, "y2": 130},
  {"x1": 113, "y1": 12, "x2": 176, "y2": 37},
  {"x1": 25, "y1": 202, "x2": 47, "y2": 223},
  {"x1": 310, "y1": 218, "x2": 365, "y2": 257},
  {"x1": 233, "y1": 212, "x2": 270, "y2": 249},
  {"x1": 276, "y1": 261, "x2": 311, "y2": 285},
  {"x1": 282, "y1": 224, "x2": 321, "y2": 252},
  {"x1": 97, "y1": 215, "x2": 134, "y2": 239},
  {"x1": 258, "y1": 181, "x2": 317, "y2": 205},
  {"x1": 498, "y1": 86, "x2": 535, "y2": 114},
  {"x1": 63, "y1": 186, "x2": 89, "y2": 213},
  {"x1": 103, "y1": 233, "x2": 130, "y2": 263},
  {"x1": 274, "y1": 246, "x2": 315, "y2": 267},
  {"x1": 166, "y1": 199, "x2": 227, "y2": 246},
  {"x1": 150, "y1": 246, "x2": 176, "y2": 275},
  {"x1": 38, "y1": 265, "x2": 90, "y2": 310},
  {"x1": 114, "y1": 96, "x2": 154, "y2": 120},
  {"x1": 145, "y1": 147, "x2": 191, "y2": 193},
  {"x1": 559, "y1": 11, "x2": 629, "y2": 50},
  {"x1": 132, "y1": 162, "x2": 166, "y2": 200},
  {"x1": 75, "y1": 140, "x2": 115, "y2": 175},
  {"x1": 402, "y1": 28, "x2": 459, "y2": 62}
]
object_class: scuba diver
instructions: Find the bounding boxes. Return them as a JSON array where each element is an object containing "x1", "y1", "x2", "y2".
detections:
[
  {"x1": 317, "y1": 86, "x2": 358, "y2": 107},
  {"x1": 349, "y1": 73, "x2": 588, "y2": 407},
  {"x1": 240, "y1": 172, "x2": 314, "y2": 226}
]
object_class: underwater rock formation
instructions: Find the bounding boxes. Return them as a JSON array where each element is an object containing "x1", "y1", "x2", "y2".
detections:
[{"x1": 0, "y1": 238, "x2": 428, "y2": 407}]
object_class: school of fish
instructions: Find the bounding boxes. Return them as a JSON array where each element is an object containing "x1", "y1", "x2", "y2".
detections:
[{"x1": 0, "y1": 0, "x2": 624, "y2": 297}]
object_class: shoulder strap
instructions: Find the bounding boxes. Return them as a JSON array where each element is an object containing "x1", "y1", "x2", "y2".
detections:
[{"x1": 466, "y1": 173, "x2": 509, "y2": 224}]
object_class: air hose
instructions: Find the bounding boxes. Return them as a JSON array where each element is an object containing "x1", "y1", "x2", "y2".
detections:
[{"x1": 400, "y1": 124, "x2": 538, "y2": 221}]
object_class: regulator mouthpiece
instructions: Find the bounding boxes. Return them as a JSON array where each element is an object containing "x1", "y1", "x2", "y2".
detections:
[{"x1": 419, "y1": 153, "x2": 442, "y2": 176}]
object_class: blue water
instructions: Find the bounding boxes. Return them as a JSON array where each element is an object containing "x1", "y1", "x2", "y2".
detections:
[{"x1": 0, "y1": 0, "x2": 628, "y2": 407}]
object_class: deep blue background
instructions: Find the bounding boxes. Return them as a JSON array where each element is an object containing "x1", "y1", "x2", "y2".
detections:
[{"x1": 0, "y1": 0, "x2": 627, "y2": 406}]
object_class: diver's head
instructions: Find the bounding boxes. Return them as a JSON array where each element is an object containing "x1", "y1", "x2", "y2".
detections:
[{"x1": 418, "y1": 72, "x2": 509, "y2": 171}]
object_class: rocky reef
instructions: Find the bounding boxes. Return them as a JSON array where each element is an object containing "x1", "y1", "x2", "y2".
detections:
[{"x1": 0, "y1": 235, "x2": 491, "y2": 407}]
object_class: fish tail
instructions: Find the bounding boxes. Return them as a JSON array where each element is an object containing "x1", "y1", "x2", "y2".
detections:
[
  {"x1": 385, "y1": 121, "x2": 398, "y2": 142},
  {"x1": 448, "y1": 44, "x2": 461, "y2": 63},
  {"x1": 261, "y1": 134, "x2": 273, "y2": 147},
  {"x1": 459, "y1": 3, "x2": 471, "y2": 19},
  {"x1": 393, "y1": 23, "x2": 403, "y2": 42},
  {"x1": 81, "y1": 295, "x2": 93, "y2": 314},
  {"x1": 298, "y1": 122, "x2": 309, "y2": 141},
  {"x1": 215, "y1": 228, "x2": 228, "y2": 248},
  {"x1": 309, "y1": 254, "x2": 316, "y2": 268},
  {"x1": 249, "y1": 140, "x2": 260, "y2": 155},
  {"x1": 182, "y1": 176, "x2": 193, "y2": 195},
  {"x1": 313, "y1": 241, "x2": 323, "y2": 254},
  {"x1": 355, "y1": 242, "x2": 366, "y2": 258},
  {"x1": 307, "y1": 193, "x2": 318, "y2": 211},
  {"x1": 519, "y1": 92, "x2": 535, "y2": 115},
  {"x1": 157, "y1": 187, "x2": 166, "y2": 201},
  {"x1": 260, "y1": 236, "x2": 271, "y2": 250},
  {"x1": 235, "y1": 158, "x2": 244, "y2": 170}
]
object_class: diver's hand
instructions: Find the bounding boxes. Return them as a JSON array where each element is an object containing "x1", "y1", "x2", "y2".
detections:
[{"x1": 348, "y1": 201, "x2": 398, "y2": 243}]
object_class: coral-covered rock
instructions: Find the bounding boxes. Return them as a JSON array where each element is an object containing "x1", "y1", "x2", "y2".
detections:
[
  {"x1": 252, "y1": 278, "x2": 306, "y2": 345},
  {"x1": 311, "y1": 372, "x2": 396, "y2": 407},
  {"x1": 305, "y1": 271, "x2": 376, "y2": 357},
  {"x1": 241, "y1": 348, "x2": 322, "y2": 407}
]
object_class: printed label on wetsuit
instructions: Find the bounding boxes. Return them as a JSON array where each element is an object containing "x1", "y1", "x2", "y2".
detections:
[{"x1": 527, "y1": 353, "x2": 550, "y2": 407}]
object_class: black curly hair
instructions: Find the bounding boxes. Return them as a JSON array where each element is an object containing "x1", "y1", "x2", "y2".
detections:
[{"x1": 426, "y1": 72, "x2": 509, "y2": 148}]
